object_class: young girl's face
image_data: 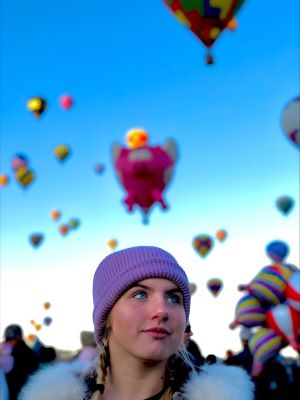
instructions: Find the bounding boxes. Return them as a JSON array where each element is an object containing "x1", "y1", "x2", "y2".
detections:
[{"x1": 108, "y1": 278, "x2": 186, "y2": 363}]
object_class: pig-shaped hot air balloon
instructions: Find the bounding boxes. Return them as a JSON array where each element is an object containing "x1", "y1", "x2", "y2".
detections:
[{"x1": 112, "y1": 137, "x2": 178, "y2": 223}]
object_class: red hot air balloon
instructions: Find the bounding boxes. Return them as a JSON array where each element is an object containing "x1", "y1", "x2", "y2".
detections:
[
  {"x1": 163, "y1": 0, "x2": 246, "y2": 64},
  {"x1": 112, "y1": 137, "x2": 178, "y2": 224},
  {"x1": 59, "y1": 94, "x2": 73, "y2": 110}
]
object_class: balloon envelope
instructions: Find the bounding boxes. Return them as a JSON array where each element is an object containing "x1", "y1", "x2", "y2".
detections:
[
  {"x1": 43, "y1": 317, "x2": 53, "y2": 327},
  {"x1": 107, "y1": 239, "x2": 118, "y2": 250},
  {"x1": 207, "y1": 278, "x2": 223, "y2": 297},
  {"x1": 0, "y1": 174, "x2": 9, "y2": 187},
  {"x1": 126, "y1": 128, "x2": 148, "y2": 148},
  {"x1": 281, "y1": 96, "x2": 300, "y2": 149},
  {"x1": 285, "y1": 270, "x2": 300, "y2": 311},
  {"x1": 50, "y1": 210, "x2": 61, "y2": 221},
  {"x1": 192, "y1": 234, "x2": 214, "y2": 258},
  {"x1": 276, "y1": 196, "x2": 294, "y2": 215},
  {"x1": 59, "y1": 94, "x2": 73, "y2": 110},
  {"x1": 216, "y1": 229, "x2": 227, "y2": 242},
  {"x1": 27, "y1": 97, "x2": 47, "y2": 117},
  {"x1": 265, "y1": 240, "x2": 289, "y2": 263},
  {"x1": 54, "y1": 145, "x2": 70, "y2": 162},
  {"x1": 29, "y1": 234, "x2": 44, "y2": 248}
]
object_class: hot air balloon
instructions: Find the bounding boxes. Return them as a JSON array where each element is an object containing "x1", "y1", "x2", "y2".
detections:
[
  {"x1": 34, "y1": 323, "x2": 42, "y2": 332},
  {"x1": 43, "y1": 302, "x2": 51, "y2": 310},
  {"x1": 95, "y1": 163, "x2": 105, "y2": 174},
  {"x1": 54, "y1": 144, "x2": 71, "y2": 162},
  {"x1": 11, "y1": 154, "x2": 29, "y2": 171},
  {"x1": 59, "y1": 94, "x2": 73, "y2": 110},
  {"x1": 15, "y1": 167, "x2": 35, "y2": 188},
  {"x1": 27, "y1": 97, "x2": 47, "y2": 118},
  {"x1": 189, "y1": 282, "x2": 197, "y2": 295},
  {"x1": 229, "y1": 294, "x2": 266, "y2": 329},
  {"x1": 29, "y1": 233, "x2": 44, "y2": 248},
  {"x1": 69, "y1": 218, "x2": 80, "y2": 229},
  {"x1": 265, "y1": 240, "x2": 289, "y2": 264},
  {"x1": 248, "y1": 327, "x2": 283, "y2": 377},
  {"x1": 126, "y1": 128, "x2": 149, "y2": 148},
  {"x1": 192, "y1": 234, "x2": 214, "y2": 258},
  {"x1": 216, "y1": 229, "x2": 227, "y2": 242},
  {"x1": 59, "y1": 224, "x2": 69, "y2": 235},
  {"x1": 207, "y1": 278, "x2": 223, "y2": 297},
  {"x1": 107, "y1": 239, "x2": 118, "y2": 250},
  {"x1": 276, "y1": 195, "x2": 295, "y2": 215},
  {"x1": 112, "y1": 136, "x2": 178, "y2": 224},
  {"x1": 281, "y1": 96, "x2": 300, "y2": 149},
  {"x1": 0, "y1": 174, "x2": 9, "y2": 187},
  {"x1": 50, "y1": 210, "x2": 61, "y2": 221},
  {"x1": 285, "y1": 270, "x2": 300, "y2": 311},
  {"x1": 43, "y1": 317, "x2": 53, "y2": 327},
  {"x1": 163, "y1": 0, "x2": 246, "y2": 64},
  {"x1": 266, "y1": 303, "x2": 300, "y2": 351}
]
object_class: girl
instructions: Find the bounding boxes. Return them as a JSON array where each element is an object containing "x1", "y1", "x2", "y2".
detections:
[{"x1": 20, "y1": 246, "x2": 254, "y2": 400}]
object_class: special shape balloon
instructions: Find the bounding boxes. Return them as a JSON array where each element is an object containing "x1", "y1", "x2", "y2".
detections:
[
  {"x1": 192, "y1": 234, "x2": 214, "y2": 258},
  {"x1": 163, "y1": 0, "x2": 246, "y2": 64},
  {"x1": 281, "y1": 96, "x2": 300, "y2": 149}
]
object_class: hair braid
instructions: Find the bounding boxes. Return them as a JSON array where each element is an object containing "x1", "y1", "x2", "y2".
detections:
[{"x1": 90, "y1": 336, "x2": 110, "y2": 400}]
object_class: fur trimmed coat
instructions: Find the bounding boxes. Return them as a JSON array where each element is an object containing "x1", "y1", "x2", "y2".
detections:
[{"x1": 19, "y1": 360, "x2": 255, "y2": 400}]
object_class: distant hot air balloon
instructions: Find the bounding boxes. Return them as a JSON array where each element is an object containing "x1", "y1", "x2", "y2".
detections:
[
  {"x1": 107, "y1": 239, "x2": 118, "y2": 250},
  {"x1": 216, "y1": 229, "x2": 227, "y2": 242},
  {"x1": 126, "y1": 128, "x2": 149, "y2": 148},
  {"x1": 95, "y1": 163, "x2": 105, "y2": 174},
  {"x1": 11, "y1": 154, "x2": 29, "y2": 171},
  {"x1": 0, "y1": 174, "x2": 9, "y2": 187},
  {"x1": 54, "y1": 145, "x2": 71, "y2": 162},
  {"x1": 189, "y1": 282, "x2": 197, "y2": 295},
  {"x1": 59, "y1": 224, "x2": 69, "y2": 235},
  {"x1": 50, "y1": 210, "x2": 61, "y2": 221},
  {"x1": 276, "y1": 196, "x2": 294, "y2": 215},
  {"x1": 27, "y1": 97, "x2": 47, "y2": 118},
  {"x1": 227, "y1": 18, "x2": 238, "y2": 31},
  {"x1": 163, "y1": 0, "x2": 246, "y2": 64},
  {"x1": 43, "y1": 317, "x2": 53, "y2": 327},
  {"x1": 59, "y1": 94, "x2": 73, "y2": 110},
  {"x1": 207, "y1": 278, "x2": 223, "y2": 297},
  {"x1": 34, "y1": 323, "x2": 42, "y2": 332},
  {"x1": 192, "y1": 234, "x2": 214, "y2": 258},
  {"x1": 265, "y1": 240, "x2": 289, "y2": 264},
  {"x1": 112, "y1": 136, "x2": 178, "y2": 224},
  {"x1": 68, "y1": 218, "x2": 80, "y2": 229},
  {"x1": 281, "y1": 96, "x2": 300, "y2": 149},
  {"x1": 43, "y1": 302, "x2": 51, "y2": 310},
  {"x1": 15, "y1": 167, "x2": 35, "y2": 188},
  {"x1": 29, "y1": 233, "x2": 44, "y2": 248}
]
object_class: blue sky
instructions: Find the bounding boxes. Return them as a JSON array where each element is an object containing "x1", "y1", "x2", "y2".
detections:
[{"x1": 1, "y1": 0, "x2": 299, "y2": 356}]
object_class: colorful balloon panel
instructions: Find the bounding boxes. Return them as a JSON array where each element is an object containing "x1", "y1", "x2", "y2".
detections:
[
  {"x1": 265, "y1": 240, "x2": 289, "y2": 263},
  {"x1": 281, "y1": 96, "x2": 300, "y2": 149},
  {"x1": 276, "y1": 195, "x2": 294, "y2": 215},
  {"x1": 232, "y1": 294, "x2": 266, "y2": 328},
  {"x1": 192, "y1": 234, "x2": 214, "y2": 258},
  {"x1": 285, "y1": 270, "x2": 300, "y2": 311},
  {"x1": 248, "y1": 328, "x2": 283, "y2": 377},
  {"x1": 207, "y1": 278, "x2": 223, "y2": 297},
  {"x1": 266, "y1": 303, "x2": 300, "y2": 351}
]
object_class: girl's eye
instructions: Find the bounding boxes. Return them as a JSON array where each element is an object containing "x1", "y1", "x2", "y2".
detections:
[
  {"x1": 132, "y1": 290, "x2": 148, "y2": 299},
  {"x1": 167, "y1": 293, "x2": 182, "y2": 304}
]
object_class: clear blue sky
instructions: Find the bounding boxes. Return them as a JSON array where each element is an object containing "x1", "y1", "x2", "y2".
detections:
[{"x1": 1, "y1": 0, "x2": 299, "y2": 356}]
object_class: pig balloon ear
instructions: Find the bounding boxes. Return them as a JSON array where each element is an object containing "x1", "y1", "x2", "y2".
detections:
[
  {"x1": 163, "y1": 139, "x2": 178, "y2": 162},
  {"x1": 111, "y1": 142, "x2": 122, "y2": 163}
]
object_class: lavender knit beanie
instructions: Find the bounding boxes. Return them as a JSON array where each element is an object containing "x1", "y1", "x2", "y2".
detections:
[{"x1": 93, "y1": 246, "x2": 190, "y2": 343}]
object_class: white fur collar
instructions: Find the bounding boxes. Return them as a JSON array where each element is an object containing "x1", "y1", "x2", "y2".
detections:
[{"x1": 19, "y1": 360, "x2": 254, "y2": 400}]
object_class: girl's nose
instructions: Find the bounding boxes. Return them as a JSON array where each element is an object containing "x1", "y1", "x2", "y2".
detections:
[{"x1": 150, "y1": 296, "x2": 169, "y2": 321}]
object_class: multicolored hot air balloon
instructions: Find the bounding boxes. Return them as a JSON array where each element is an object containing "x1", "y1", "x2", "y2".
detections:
[
  {"x1": 285, "y1": 270, "x2": 300, "y2": 311},
  {"x1": 59, "y1": 94, "x2": 73, "y2": 110},
  {"x1": 29, "y1": 233, "x2": 44, "y2": 248},
  {"x1": 54, "y1": 145, "x2": 71, "y2": 162},
  {"x1": 248, "y1": 327, "x2": 283, "y2": 377},
  {"x1": 192, "y1": 234, "x2": 214, "y2": 258},
  {"x1": 27, "y1": 97, "x2": 47, "y2": 118},
  {"x1": 11, "y1": 154, "x2": 29, "y2": 171},
  {"x1": 207, "y1": 278, "x2": 223, "y2": 297},
  {"x1": 276, "y1": 195, "x2": 295, "y2": 215},
  {"x1": 112, "y1": 136, "x2": 178, "y2": 224},
  {"x1": 265, "y1": 240, "x2": 289, "y2": 264},
  {"x1": 12, "y1": 154, "x2": 35, "y2": 189},
  {"x1": 266, "y1": 303, "x2": 300, "y2": 351},
  {"x1": 163, "y1": 0, "x2": 246, "y2": 64},
  {"x1": 281, "y1": 96, "x2": 300, "y2": 149},
  {"x1": 126, "y1": 128, "x2": 149, "y2": 148},
  {"x1": 229, "y1": 294, "x2": 266, "y2": 329}
]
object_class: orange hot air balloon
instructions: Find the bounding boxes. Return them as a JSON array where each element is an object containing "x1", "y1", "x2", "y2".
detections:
[
  {"x1": 216, "y1": 229, "x2": 227, "y2": 242},
  {"x1": 34, "y1": 323, "x2": 42, "y2": 332},
  {"x1": 0, "y1": 174, "x2": 9, "y2": 187},
  {"x1": 43, "y1": 302, "x2": 51, "y2": 310},
  {"x1": 126, "y1": 128, "x2": 149, "y2": 148},
  {"x1": 59, "y1": 224, "x2": 69, "y2": 235},
  {"x1": 50, "y1": 210, "x2": 61, "y2": 221},
  {"x1": 107, "y1": 239, "x2": 118, "y2": 250},
  {"x1": 227, "y1": 18, "x2": 238, "y2": 30}
]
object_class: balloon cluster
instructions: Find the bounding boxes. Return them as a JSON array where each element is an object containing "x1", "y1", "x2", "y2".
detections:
[
  {"x1": 27, "y1": 94, "x2": 74, "y2": 118},
  {"x1": 192, "y1": 229, "x2": 227, "y2": 259},
  {"x1": 230, "y1": 240, "x2": 300, "y2": 377},
  {"x1": 29, "y1": 302, "x2": 53, "y2": 333},
  {"x1": 50, "y1": 209, "x2": 80, "y2": 236},
  {"x1": 11, "y1": 153, "x2": 35, "y2": 189}
]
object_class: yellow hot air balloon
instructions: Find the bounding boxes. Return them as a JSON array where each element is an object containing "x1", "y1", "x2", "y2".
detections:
[
  {"x1": 27, "y1": 97, "x2": 47, "y2": 117},
  {"x1": 54, "y1": 145, "x2": 70, "y2": 162},
  {"x1": 126, "y1": 128, "x2": 148, "y2": 148},
  {"x1": 107, "y1": 239, "x2": 118, "y2": 250}
]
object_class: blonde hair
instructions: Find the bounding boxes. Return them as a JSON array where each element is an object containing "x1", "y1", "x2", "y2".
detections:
[{"x1": 90, "y1": 335, "x2": 195, "y2": 400}]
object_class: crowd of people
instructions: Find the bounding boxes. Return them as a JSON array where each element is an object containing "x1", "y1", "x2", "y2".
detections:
[{"x1": 1, "y1": 246, "x2": 299, "y2": 400}]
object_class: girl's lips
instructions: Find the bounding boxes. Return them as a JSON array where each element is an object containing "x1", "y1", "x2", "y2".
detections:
[{"x1": 143, "y1": 331, "x2": 169, "y2": 339}]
